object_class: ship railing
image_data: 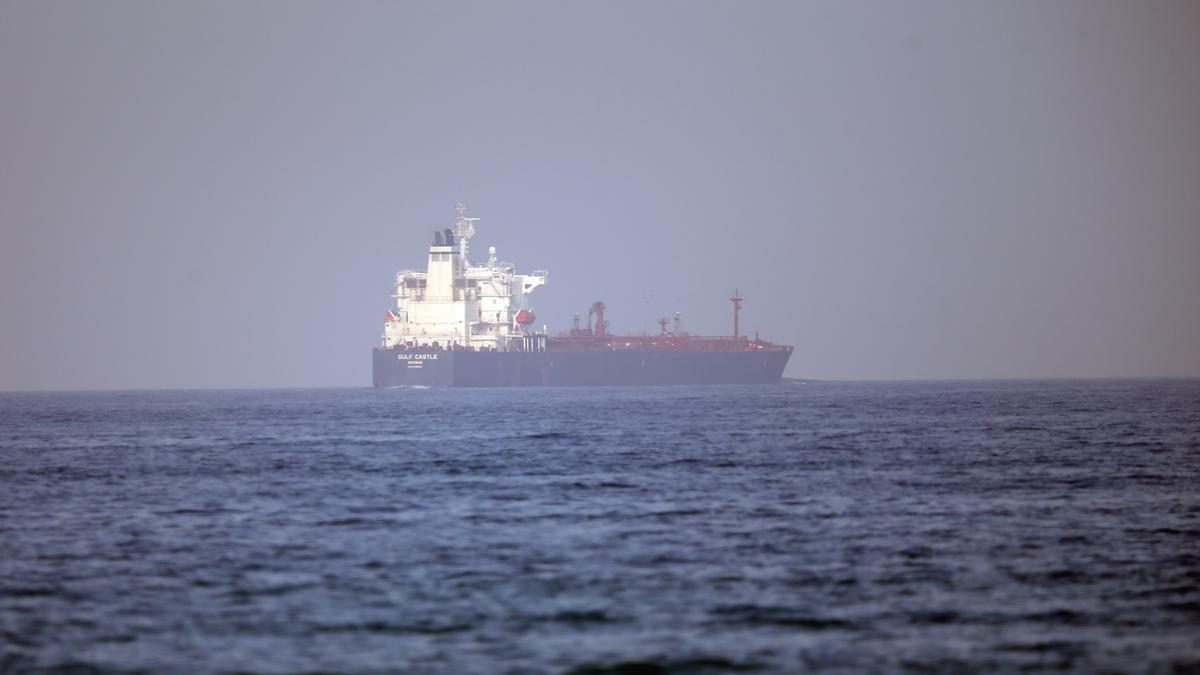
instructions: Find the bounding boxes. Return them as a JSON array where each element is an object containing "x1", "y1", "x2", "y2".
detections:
[{"x1": 545, "y1": 335, "x2": 791, "y2": 352}]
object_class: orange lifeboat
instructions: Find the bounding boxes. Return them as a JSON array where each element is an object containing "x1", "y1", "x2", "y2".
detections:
[{"x1": 514, "y1": 309, "x2": 535, "y2": 325}]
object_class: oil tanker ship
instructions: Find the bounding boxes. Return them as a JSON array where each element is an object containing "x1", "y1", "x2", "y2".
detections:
[{"x1": 372, "y1": 205, "x2": 792, "y2": 387}]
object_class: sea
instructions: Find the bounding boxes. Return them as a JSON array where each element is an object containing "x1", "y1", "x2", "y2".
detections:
[{"x1": 1, "y1": 380, "x2": 1198, "y2": 674}]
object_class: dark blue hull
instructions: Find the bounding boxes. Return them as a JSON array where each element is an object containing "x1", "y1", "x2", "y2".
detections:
[{"x1": 372, "y1": 348, "x2": 791, "y2": 387}]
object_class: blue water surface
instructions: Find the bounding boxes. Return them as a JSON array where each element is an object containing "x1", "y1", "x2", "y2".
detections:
[{"x1": 1, "y1": 380, "x2": 1198, "y2": 673}]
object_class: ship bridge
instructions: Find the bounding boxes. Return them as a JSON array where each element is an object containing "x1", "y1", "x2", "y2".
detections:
[{"x1": 382, "y1": 204, "x2": 546, "y2": 352}]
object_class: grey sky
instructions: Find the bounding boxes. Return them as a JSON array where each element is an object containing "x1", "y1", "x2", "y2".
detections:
[{"x1": 1, "y1": 0, "x2": 1197, "y2": 390}]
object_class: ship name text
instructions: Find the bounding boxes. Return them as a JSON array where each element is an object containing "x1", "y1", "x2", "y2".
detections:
[{"x1": 397, "y1": 353, "x2": 440, "y2": 361}]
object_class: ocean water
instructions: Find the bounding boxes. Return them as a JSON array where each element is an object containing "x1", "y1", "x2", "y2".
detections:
[{"x1": 1, "y1": 380, "x2": 1198, "y2": 674}]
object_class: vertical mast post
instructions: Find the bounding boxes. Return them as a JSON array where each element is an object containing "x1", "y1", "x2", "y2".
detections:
[{"x1": 730, "y1": 288, "x2": 743, "y2": 340}]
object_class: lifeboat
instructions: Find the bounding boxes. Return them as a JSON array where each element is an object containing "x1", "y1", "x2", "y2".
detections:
[{"x1": 514, "y1": 308, "x2": 535, "y2": 325}]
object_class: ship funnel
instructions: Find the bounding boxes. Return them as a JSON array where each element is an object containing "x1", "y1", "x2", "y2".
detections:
[
  {"x1": 434, "y1": 230, "x2": 443, "y2": 245},
  {"x1": 444, "y1": 228, "x2": 454, "y2": 246}
]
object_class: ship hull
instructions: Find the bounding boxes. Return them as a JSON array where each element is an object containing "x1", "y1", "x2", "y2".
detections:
[{"x1": 372, "y1": 349, "x2": 791, "y2": 387}]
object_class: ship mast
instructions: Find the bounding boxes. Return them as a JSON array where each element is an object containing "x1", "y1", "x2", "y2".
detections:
[
  {"x1": 453, "y1": 202, "x2": 478, "y2": 264},
  {"x1": 730, "y1": 288, "x2": 743, "y2": 340}
]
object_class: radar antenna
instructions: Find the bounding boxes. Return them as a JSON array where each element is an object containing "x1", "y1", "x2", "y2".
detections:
[{"x1": 453, "y1": 202, "x2": 479, "y2": 262}]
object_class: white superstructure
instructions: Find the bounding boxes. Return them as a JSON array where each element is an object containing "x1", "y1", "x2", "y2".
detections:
[{"x1": 381, "y1": 204, "x2": 547, "y2": 351}]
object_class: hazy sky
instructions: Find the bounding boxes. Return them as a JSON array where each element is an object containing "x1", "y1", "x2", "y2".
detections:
[{"x1": 2, "y1": 1, "x2": 1198, "y2": 390}]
